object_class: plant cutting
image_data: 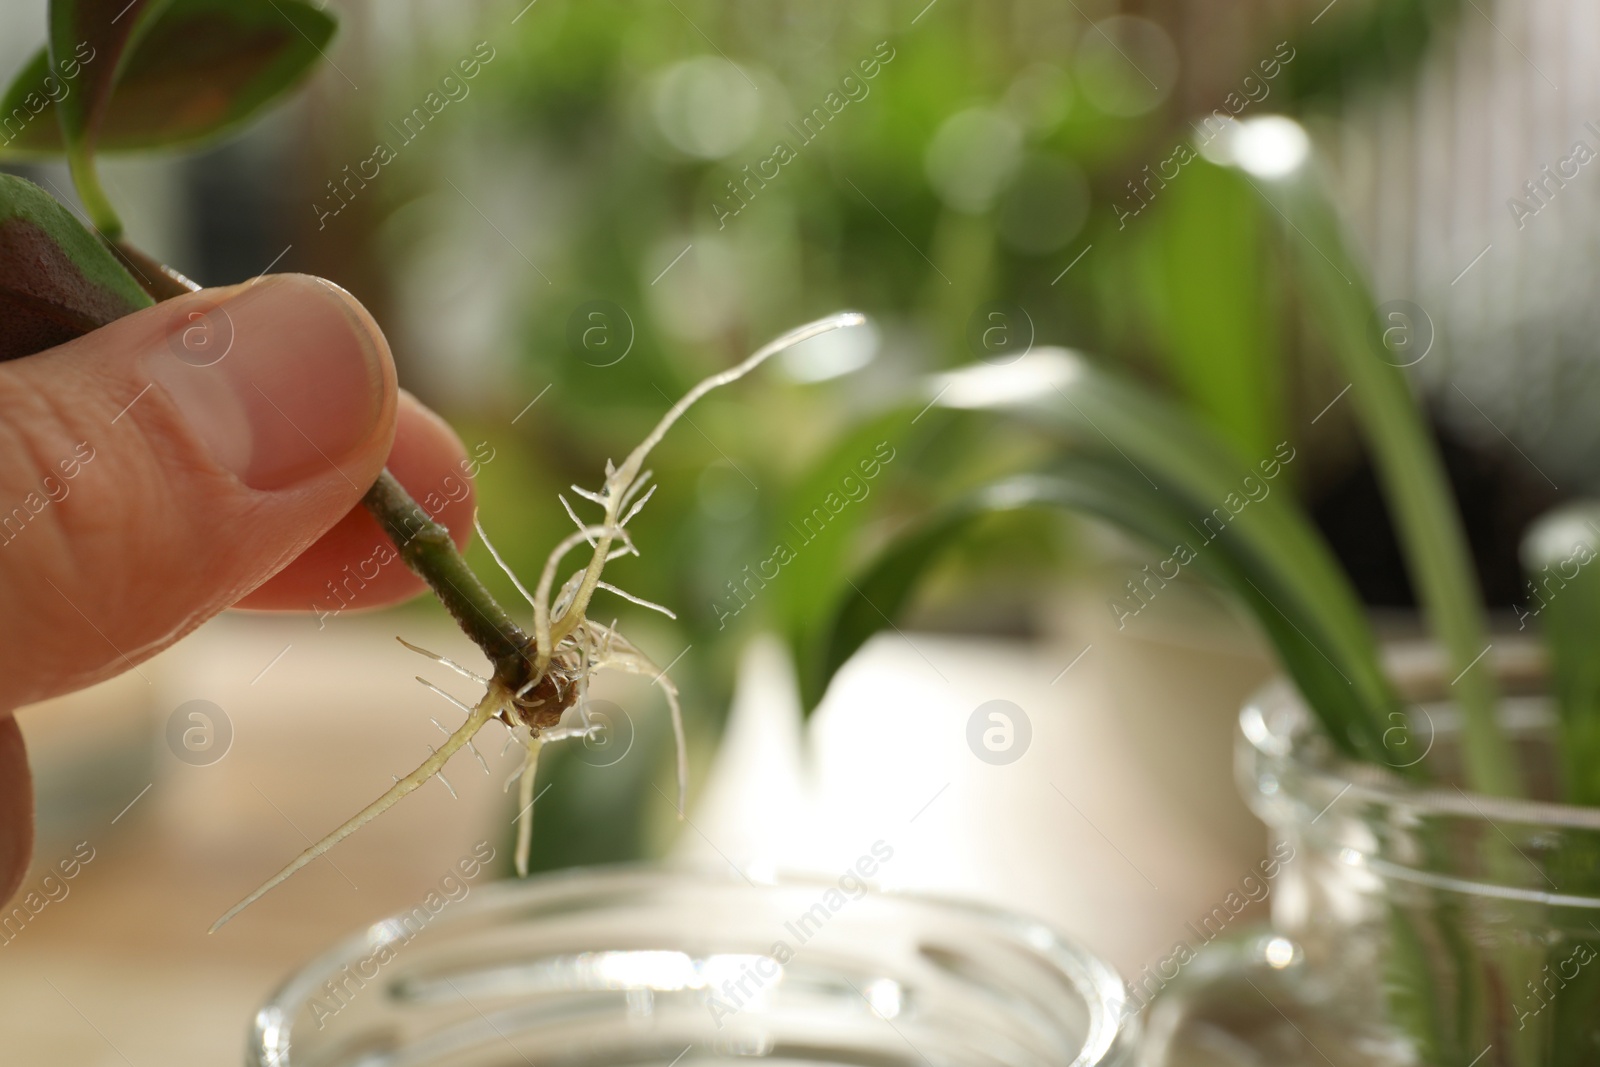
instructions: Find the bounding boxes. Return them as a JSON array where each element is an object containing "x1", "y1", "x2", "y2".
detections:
[{"x1": 0, "y1": 0, "x2": 860, "y2": 931}]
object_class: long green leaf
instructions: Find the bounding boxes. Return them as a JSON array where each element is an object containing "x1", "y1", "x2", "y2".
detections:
[
  {"x1": 1244, "y1": 146, "x2": 1546, "y2": 1065},
  {"x1": 0, "y1": 171, "x2": 152, "y2": 362},
  {"x1": 810, "y1": 463, "x2": 1402, "y2": 767},
  {"x1": 1137, "y1": 159, "x2": 1283, "y2": 464},
  {"x1": 768, "y1": 410, "x2": 913, "y2": 642},
  {"x1": 941, "y1": 351, "x2": 1391, "y2": 701},
  {"x1": 1521, "y1": 502, "x2": 1600, "y2": 806},
  {"x1": 1245, "y1": 156, "x2": 1520, "y2": 797},
  {"x1": 805, "y1": 352, "x2": 1407, "y2": 766}
]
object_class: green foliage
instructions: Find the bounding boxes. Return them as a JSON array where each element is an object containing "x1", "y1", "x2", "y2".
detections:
[
  {"x1": 441, "y1": 10, "x2": 1382, "y2": 803},
  {"x1": 1278, "y1": 0, "x2": 1464, "y2": 108},
  {"x1": 1248, "y1": 164, "x2": 1517, "y2": 797},
  {"x1": 44, "y1": 0, "x2": 164, "y2": 210},
  {"x1": 802, "y1": 353, "x2": 1404, "y2": 767},
  {"x1": 3, "y1": 0, "x2": 336, "y2": 234},
  {"x1": 1134, "y1": 159, "x2": 1283, "y2": 464},
  {"x1": 766, "y1": 411, "x2": 922, "y2": 681},
  {"x1": 0, "y1": 171, "x2": 150, "y2": 360},
  {"x1": 1521, "y1": 503, "x2": 1600, "y2": 805},
  {"x1": 13, "y1": 0, "x2": 337, "y2": 156}
]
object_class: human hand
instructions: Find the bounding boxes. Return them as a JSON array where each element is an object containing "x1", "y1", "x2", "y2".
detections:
[{"x1": 0, "y1": 274, "x2": 477, "y2": 903}]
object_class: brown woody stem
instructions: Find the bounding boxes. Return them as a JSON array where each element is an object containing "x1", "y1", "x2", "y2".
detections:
[{"x1": 113, "y1": 241, "x2": 199, "y2": 301}]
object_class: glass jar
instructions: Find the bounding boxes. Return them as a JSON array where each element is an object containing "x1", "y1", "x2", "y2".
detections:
[
  {"x1": 251, "y1": 866, "x2": 1138, "y2": 1066},
  {"x1": 1142, "y1": 643, "x2": 1600, "y2": 1067}
]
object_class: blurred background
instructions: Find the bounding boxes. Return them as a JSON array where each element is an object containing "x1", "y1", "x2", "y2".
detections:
[{"x1": 2, "y1": 0, "x2": 1591, "y2": 1060}]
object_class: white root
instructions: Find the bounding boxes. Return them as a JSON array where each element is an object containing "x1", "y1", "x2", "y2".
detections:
[
  {"x1": 662, "y1": 676, "x2": 689, "y2": 816},
  {"x1": 620, "y1": 470, "x2": 653, "y2": 511},
  {"x1": 473, "y1": 515, "x2": 539, "y2": 615},
  {"x1": 512, "y1": 737, "x2": 544, "y2": 876},
  {"x1": 595, "y1": 581, "x2": 676, "y2": 619},
  {"x1": 559, "y1": 494, "x2": 596, "y2": 545},
  {"x1": 533, "y1": 525, "x2": 623, "y2": 676},
  {"x1": 417, "y1": 677, "x2": 474, "y2": 713},
  {"x1": 397, "y1": 637, "x2": 487, "y2": 685},
  {"x1": 583, "y1": 620, "x2": 689, "y2": 813},
  {"x1": 467, "y1": 739, "x2": 491, "y2": 776},
  {"x1": 618, "y1": 484, "x2": 657, "y2": 528},
  {"x1": 429, "y1": 712, "x2": 493, "y2": 777},
  {"x1": 501, "y1": 723, "x2": 533, "y2": 787},
  {"x1": 517, "y1": 316, "x2": 861, "y2": 829},
  {"x1": 210, "y1": 687, "x2": 506, "y2": 933},
  {"x1": 547, "y1": 312, "x2": 866, "y2": 662},
  {"x1": 433, "y1": 756, "x2": 458, "y2": 800}
]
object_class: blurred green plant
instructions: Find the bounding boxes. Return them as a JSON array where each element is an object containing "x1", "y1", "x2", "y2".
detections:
[
  {"x1": 788, "y1": 135, "x2": 1600, "y2": 1060},
  {"x1": 10, "y1": 0, "x2": 1590, "y2": 1051},
  {"x1": 1521, "y1": 504, "x2": 1600, "y2": 806},
  {"x1": 0, "y1": 0, "x2": 1500, "y2": 866}
]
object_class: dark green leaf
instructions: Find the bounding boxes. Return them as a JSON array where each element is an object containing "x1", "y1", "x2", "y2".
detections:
[
  {"x1": 1243, "y1": 155, "x2": 1518, "y2": 797},
  {"x1": 14, "y1": 0, "x2": 335, "y2": 158},
  {"x1": 0, "y1": 172, "x2": 152, "y2": 362},
  {"x1": 1278, "y1": 0, "x2": 1463, "y2": 110},
  {"x1": 802, "y1": 477, "x2": 1038, "y2": 715},
  {"x1": 809, "y1": 457, "x2": 1404, "y2": 768},
  {"x1": 767, "y1": 410, "x2": 918, "y2": 634},
  {"x1": 0, "y1": 49, "x2": 63, "y2": 155},
  {"x1": 803, "y1": 351, "x2": 1406, "y2": 768},
  {"x1": 936, "y1": 351, "x2": 1384, "y2": 686}
]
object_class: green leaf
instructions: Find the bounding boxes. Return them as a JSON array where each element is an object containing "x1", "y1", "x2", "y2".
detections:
[
  {"x1": 1521, "y1": 503, "x2": 1600, "y2": 806},
  {"x1": 803, "y1": 475, "x2": 1085, "y2": 715},
  {"x1": 1137, "y1": 159, "x2": 1283, "y2": 464},
  {"x1": 810, "y1": 460, "x2": 1401, "y2": 765},
  {"x1": 98, "y1": 0, "x2": 336, "y2": 151},
  {"x1": 1241, "y1": 151, "x2": 1520, "y2": 797},
  {"x1": 47, "y1": 0, "x2": 168, "y2": 151},
  {"x1": 0, "y1": 171, "x2": 152, "y2": 362},
  {"x1": 16, "y1": 0, "x2": 336, "y2": 156},
  {"x1": 1278, "y1": 0, "x2": 1463, "y2": 109},
  {"x1": 44, "y1": 0, "x2": 172, "y2": 233},
  {"x1": 765, "y1": 409, "x2": 919, "y2": 651},
  {"x1": 0, "y1": 49, "x2": 61, "y2": 155},
  {"x1": 804, "y1": 352, "x2": 1406, "y2": 767}
]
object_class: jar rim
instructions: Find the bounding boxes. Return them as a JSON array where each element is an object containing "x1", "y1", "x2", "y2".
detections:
[
  {"x1": 1239, "y1": 639, "x2": 1600, "y2": 832},
  {"x1": 253, "y1": 863, "x2": 1137, "y2": 1067}
]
